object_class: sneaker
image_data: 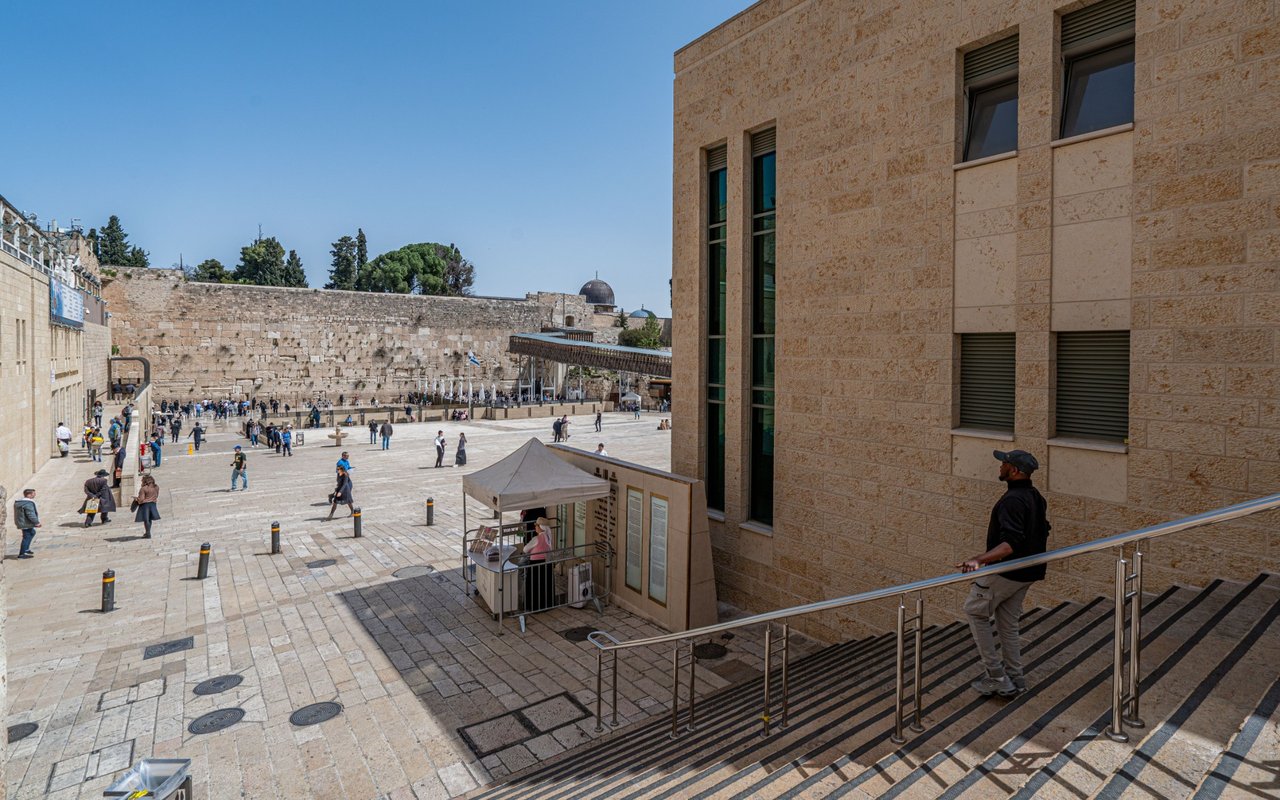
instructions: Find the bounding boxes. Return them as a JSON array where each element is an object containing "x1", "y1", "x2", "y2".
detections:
[
  {"x1": 971, "y1": 674, "x2": 1018, "y2": 697},
  {"x1": 18, "y1": 553, "x2": 33, "y2": 559},
  {"x1": 1011, "y1": 675, "x2": 1027, "y2": 693}
]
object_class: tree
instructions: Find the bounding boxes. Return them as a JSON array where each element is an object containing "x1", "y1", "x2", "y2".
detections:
[
  {"x1": 96, "y1": 215, "x2": 148, "y2": 267},
  {"x1": 615, "y1": 310, "x2": 629, "y2": 329},
  {"x1": 355, "y1": 228, "x2": 368, "y2": 268},
  {"x1": 283, "y1": 249, "x2": 308, "y2": 287},
  {"x1": 326, "y1": 236, "x2": 357, "y2": 290},
  {"x1": 353, "y1": 242, "x2": 474, "y2": 295},
  {"x1": 233, "y1": 236, "x2": 288, "y2": 286},
  {"x1": 191, "y1": 258, "x2": 229, "y2": 283},
  {"x1": 618, "y1": 316, "x2": 663, "y2": 349},
  {"x1": 442, "y1": 243, "x2": 475, "y2": 296}
]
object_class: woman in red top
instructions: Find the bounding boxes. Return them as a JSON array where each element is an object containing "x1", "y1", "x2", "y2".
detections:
[{"x1": 522, "y1": 517, "x2": 555, "y2": 611}]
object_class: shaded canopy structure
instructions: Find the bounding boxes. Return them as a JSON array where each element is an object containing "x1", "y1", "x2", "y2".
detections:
[{"x1": 463, "y1": 437, "x2": 610, "y2": 512}]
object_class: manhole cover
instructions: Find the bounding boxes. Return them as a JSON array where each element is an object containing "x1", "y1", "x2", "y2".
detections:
[
  {"x1": 306, "y1": 559, "x2": 337, "y2": 569},
  {"x1": 561, "y1": 626, "x2": 596, "y2": 643},
  {"x1": 193, "y1": 675, "x2": 243, "y2": 696},
  {"x1": 289, "y1": 702, "x2": 343, "y2": 727},
  {"x1": 7, "y1": 722, "x2": 37, "y2": 743},
  {"x1": 144, "y1": 636, "x2": 195, "y2": 660},
  {"x1": 394, "y1": 565, "x2": 435, "y2": 579},
  {"x1": 188, "y1": 708, "x2": 245, "y2": 735},
  {"x1": 694, "y1": 643, "x2": 729, "y2": 660}
]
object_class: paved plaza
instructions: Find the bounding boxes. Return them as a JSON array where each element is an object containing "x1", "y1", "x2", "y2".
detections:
[{"x1": 4, "y1": 410, "x2": 808, "y2": 799}]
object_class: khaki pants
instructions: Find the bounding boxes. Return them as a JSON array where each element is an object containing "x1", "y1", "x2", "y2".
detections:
[{"x1": 964, "y1": 575, "x2": 1033, "y2": 679}]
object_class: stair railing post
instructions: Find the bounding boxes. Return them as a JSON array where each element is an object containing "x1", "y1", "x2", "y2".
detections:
[
  {"x1": 761, "y1": 624, "x2": 773, "y2": 738},
  {"x1": 687, "y1": 640, "x2": 697, "y2": 732},
  {"x1": 1126, "y1": 544, "x2": 1146, "y2": 728},
  {"x1": 595, "y1": 650, "x2": 605, "y2": 733},
  {"x1": 670, "y1": 644, "x2": 681, "y2": 739},
  {"x1": 780, "y1": 621, "x2": 790, "y2": 730},
  {"x1": 891, "y1": 595, "x2": 907, "y2": 744},
  {"x1": 910, "y1": 593, "x2": 925, "y2": 733},
  {"x1": 1106, "y1": 556, "x2": 1130, "y2": 742},
  {"x1": 611, "y1": 650, "x2": 619, "y2": 727}
]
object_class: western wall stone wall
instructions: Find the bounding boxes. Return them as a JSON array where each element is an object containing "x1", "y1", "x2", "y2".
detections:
[{"x1": 103, "y1": 267, "x2": 593, "y2": 402}]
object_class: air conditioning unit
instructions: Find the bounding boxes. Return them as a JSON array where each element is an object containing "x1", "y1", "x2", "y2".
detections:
[{"x1": 568, "y1": 563, "x2": 594, "y2": 609}]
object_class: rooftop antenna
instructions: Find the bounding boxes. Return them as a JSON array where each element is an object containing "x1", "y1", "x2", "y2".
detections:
[{"x1": 257, "y1": 223, "x2": 262, "y2": 242}]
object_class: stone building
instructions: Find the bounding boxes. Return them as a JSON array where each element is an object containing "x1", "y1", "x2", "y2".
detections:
[
  {"x1": 0, "y1": 194, "x2": 111, "y2": 497},
  {"x1": 672, "y1": 0, "x2": 1280, "y2": 640}
]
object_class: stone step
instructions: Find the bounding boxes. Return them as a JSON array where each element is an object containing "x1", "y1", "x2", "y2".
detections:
[
  {"x1": 1005, "y1": 574, "x2": 1280, "y2": 800},
  {"x1": 1188, "y1": 672, "x2": 1280, "y2": 799},
  {"x1": 1088, "y1": 576, "x2": 1280, "y2": 800},
  {"x1": 474, "y1": 600, "x2": 1084, "y2": 800}
]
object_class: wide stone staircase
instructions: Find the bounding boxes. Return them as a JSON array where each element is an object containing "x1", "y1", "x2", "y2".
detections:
[{"x1": 471, "y1": 574, "x2": 1280, "y2": 799}]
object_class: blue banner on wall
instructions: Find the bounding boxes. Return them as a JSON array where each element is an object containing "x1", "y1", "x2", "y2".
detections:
[{"x1": 49, "y1": 277, "x2": 84, "y2": 329}]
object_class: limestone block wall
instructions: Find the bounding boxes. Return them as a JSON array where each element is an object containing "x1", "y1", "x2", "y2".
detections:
[
  {"x1": 673, "y1": 0, "x2": 1280, "y2": 642},
  {"x1": 103, "y1": 268, "x2": 592, "y2": 403}
]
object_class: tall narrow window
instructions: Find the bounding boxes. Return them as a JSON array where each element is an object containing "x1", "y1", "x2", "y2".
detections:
[
  {"x1": 706, "y1": 146, "x2": 728, "y2": 512},
  {"x1": 750, "y1": 130, "x2": 776, "y2": 525},
  {"x1": 963, "y1": 35, "x2": 1019, "y2": 162},
  {"x1": 1056, "y1": 331, "x2": 1130, "y2": 442},
  {"x1": 1060, "y1": 0, "x2": 1135, "y2": 139},
  {"x1": 959, "y1": 333, "x2": 1016, "y2": 432}
]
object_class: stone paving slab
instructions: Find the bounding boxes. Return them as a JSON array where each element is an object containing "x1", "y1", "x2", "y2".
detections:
[{"x1": 4, "y1": 409, "x2": 808, "y2": 798}]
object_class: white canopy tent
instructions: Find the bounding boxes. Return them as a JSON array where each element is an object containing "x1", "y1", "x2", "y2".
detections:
[{"x1": 462, "y1": 437, "x2": 610, "y2": 519}]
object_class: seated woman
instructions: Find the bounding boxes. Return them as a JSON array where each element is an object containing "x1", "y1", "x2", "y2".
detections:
[
  {"x1": 520, "y1": 517, "x2": 555, "y2": 612},
  {"x1": 343, "y1": 414, "x2": 355, "y2": 426}
]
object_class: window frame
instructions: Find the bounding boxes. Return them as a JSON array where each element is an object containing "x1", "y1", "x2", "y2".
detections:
[
  {"x1": 1059, "y1": 36, "x2": 1135, "y2": 139},
  {"x1": 963, "y1": 76, "x2": 1019, "y2": 162}
]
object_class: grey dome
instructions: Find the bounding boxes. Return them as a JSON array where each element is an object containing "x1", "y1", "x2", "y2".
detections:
[
  {"x1": 629, "y1": 307, "x2": 657, "y2": 319},
  {"x1": 579, "y1": 278, "x2": 615, "y2": 306}
]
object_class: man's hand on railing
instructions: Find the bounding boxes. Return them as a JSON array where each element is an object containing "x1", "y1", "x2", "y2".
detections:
[{"x1": 956, "y1": 542, "x2": 1013, "y2": 573}]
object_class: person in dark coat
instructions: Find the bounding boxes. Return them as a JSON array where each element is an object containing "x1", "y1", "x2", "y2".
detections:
[
  {"x1": 454, "y1": 433, "x2": 467, "y2": 466},
  {"x1": 133, "y1": 474, "x2": 161, "y2": 538},
  {"x1": 82, "y1": 469, "x2": 117, "y2": 526},
  {"x1": 326, "y1": 466, "x2": 354, "y2": 520}
]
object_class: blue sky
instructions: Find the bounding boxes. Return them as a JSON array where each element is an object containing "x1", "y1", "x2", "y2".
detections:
[{"x1": 3, "y1": 1, "x2": 754, "y2": 315}]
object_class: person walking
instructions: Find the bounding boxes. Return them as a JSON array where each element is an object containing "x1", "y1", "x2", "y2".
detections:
[
  {"x1": 326, "y1": 466, "x2": 354, "y2": 519},
  {"x1": 12, "y1": 488, "x2": 40, "y2": 558},
  {"x1": 82, "y1": 469, "x2": 116, "y2": 526},
  {"x1": 380, "y1": 421, "x2": 393, "y2": 450},
  {"x1": 552, "y1": 417, "x2": 563, "y2": 443},
  {"x1": 281, "y1": 426, "x2": 293, "y2": 457},
  {"x1": 957, "y1": 450, "x2": 1050, "y2": 698},
  {"x1": 187, "y1": 423, "x2": 205, "y2": 452},
  {"x1": 336, "y1": 451, "x2": 352, "y2": 473},
  {"x1": 230, "y1": 446, "x2": 248, "y2": 491},
  {"x1": 595, "y1": 411, "x2": 602, "y2": 433},
  {"x1": 633, "y1": 404, "x2": 641, "y2": 420},
  {"x1": 434, "y1": 431, "x2": 446, "y2": 468},
  {"x1": 133, "y1": 474, "x2": 161, "y2": 539},
  {"x1": 369, "y1": 420, "x2": 379, "y2": 445},
  {"x1": 93, "y1": 401, "x2": 104, "y2": 428},
  {"x1": 560, "y1": 416, "x2": 571, "y2": 441},
  {"x1": 89, "y1": 429, "x2": 105, "y2": 462},
  {"x1": 56, "y1": 422, "x2": 73, "y2": 457},
  {"x1": 170, "y1": 415, "x2": 182, "y2": 443},
  {"x1": 455, "y1": 433, "x2": 467, "y2": 466},
  {"x1": 249, "y1": 421, "x2": 260, "y2": 448}
]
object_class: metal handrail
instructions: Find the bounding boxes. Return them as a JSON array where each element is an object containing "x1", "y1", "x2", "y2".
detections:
[
  {"x1": 590, "y1": 492, "x2": 1280, "y2": 653},
  {"x1": 588, "y1": 492, "x2": 1280, "y2": 741}
]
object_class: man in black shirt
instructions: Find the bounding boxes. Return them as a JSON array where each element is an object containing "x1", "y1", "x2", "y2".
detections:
[{"x1": 957, "y1": 449, "x2": 1050, "y2": 697}]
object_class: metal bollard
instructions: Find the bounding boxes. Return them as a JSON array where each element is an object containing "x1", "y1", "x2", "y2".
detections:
[
  {"x1": 101, "y1": 569, "x2": 116, "y2": 612},
  {"x1": 271, "y1": 521, "x2": 281, "y2": 555},
  {"x1": 353, "y1": 507, "x2": 362, "y2": 538},
  {"x1": 187, "y1": 443, "x2": 193, "y2": 455},
  {"x1": 197, "y1": 543, "x2": 211, "y2": 580},
  {"x1": 426, "y1": 498, "x2": 434, "y2": 526}
]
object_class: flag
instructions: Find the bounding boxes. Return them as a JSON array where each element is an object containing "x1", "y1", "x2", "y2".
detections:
[{"x1": 467, "y1": 351, "x2": 481, "y2": 367}]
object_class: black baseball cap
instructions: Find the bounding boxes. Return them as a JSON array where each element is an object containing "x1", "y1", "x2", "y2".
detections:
[{"x1": 993, "y1": 449, "x2": 1039, "y2": 474}]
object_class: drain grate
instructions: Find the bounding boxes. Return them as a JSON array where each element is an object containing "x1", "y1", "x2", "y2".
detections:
[
  {"x1": 693, "y1": 642, "x2": 729, "y2": 660},
  {"x1": 188, "y1": 708, "x2": 244, "y2": 735},
  {"x1": 7, "y1": 722, "x2": 37, "y2": 743},
  {"x1": 144, "y1": 637, "x2": 195, "y2": 660},
  {"x1": 289, "y1": 701, "x2": 343, "y2": 727},
  {"x1": 193, "y1": 675, "x2": 243, "y2": 696},
  {"x1": 306, "y1": 559, "x2": 337, "y2": 569},
  {"x1": 393, "y1": 565, "x2": 435, "y2": 579},
  {"x1": 561, "y1": 626, "x2": 596, "y2": 643}
]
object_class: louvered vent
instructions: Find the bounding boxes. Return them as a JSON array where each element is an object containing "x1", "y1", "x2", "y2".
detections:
[
  {"x1": 964, "y1": 35, "x2": 1019, "y2": 85},
  {"x1": 1062, "y1": 0, "x2": 1135, "y2": 53},
  {"x1": 1056, "y1": 330, "x2": 1130, "y2": 441},
  {"x1": 960, "y1": 333, "x2": 1016, "y2": 431},
  {"x1": 707, "y1": 145, "x2": 727, "y2": 172},
  {"x1": 751, "y1": 128, "x2": 776, "y2": 156}
]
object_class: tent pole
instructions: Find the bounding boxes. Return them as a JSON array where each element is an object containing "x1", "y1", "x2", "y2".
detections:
[
  {"x1": 462, "y1": 493, "x2": 468, "y2": 595},
  {"x1": 496, "y1": 500, "x2": 504, "y2": 635}
]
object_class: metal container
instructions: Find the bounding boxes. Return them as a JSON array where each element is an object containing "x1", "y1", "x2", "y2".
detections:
[{"x1": 102, "y1": 758, "x2": 192, "y2": 799}]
